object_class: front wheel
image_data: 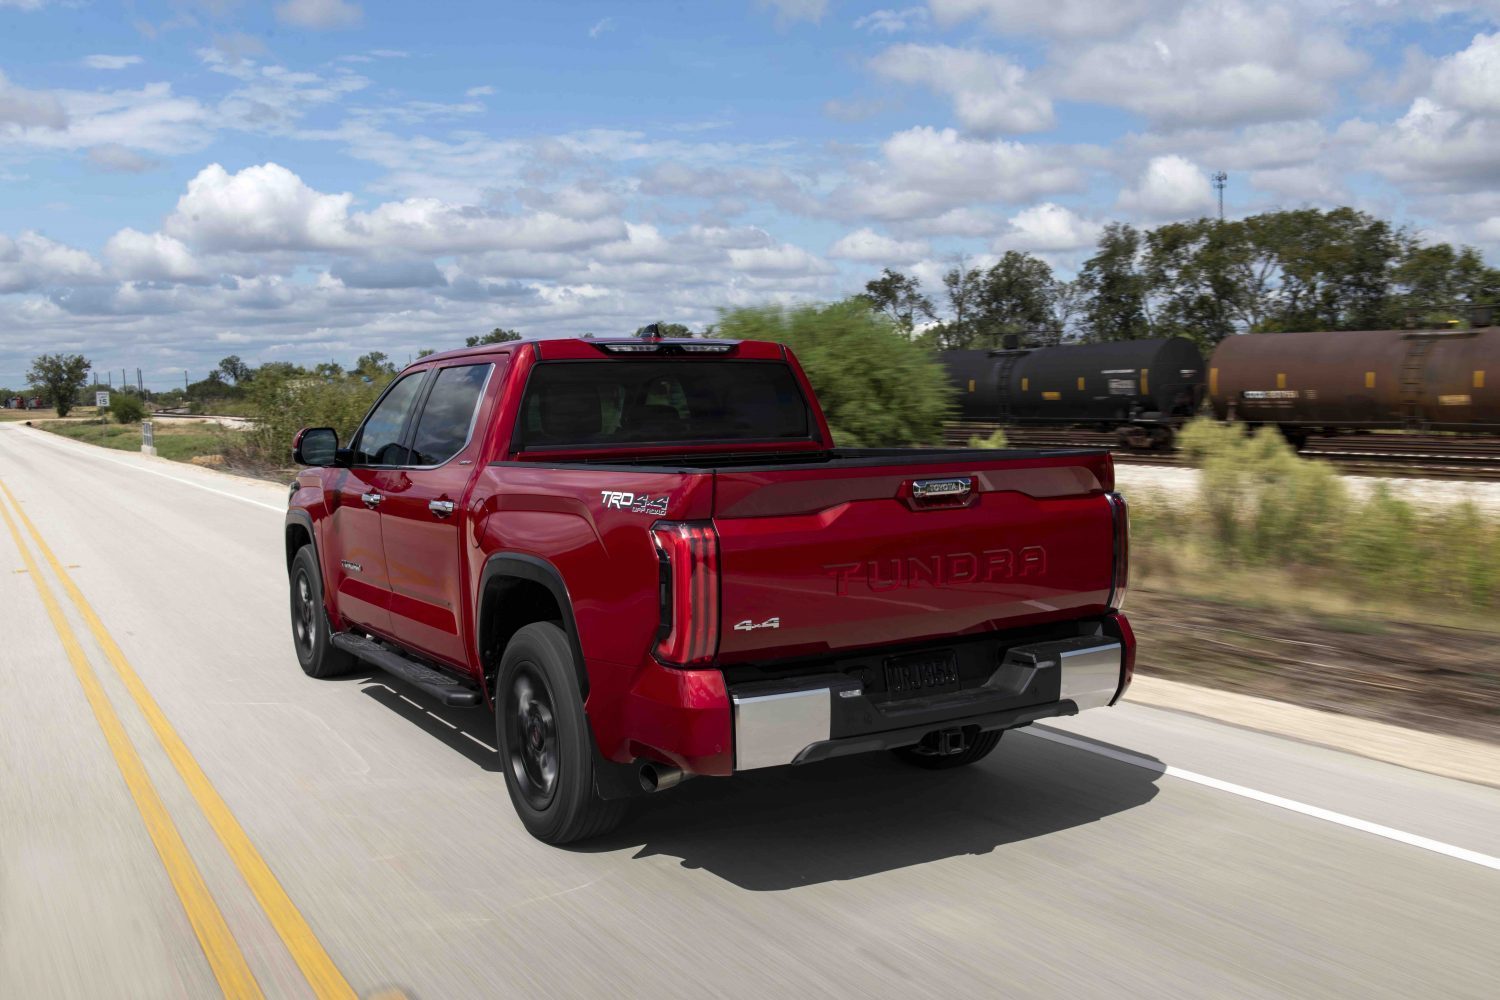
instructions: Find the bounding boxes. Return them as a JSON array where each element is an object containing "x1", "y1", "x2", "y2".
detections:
[
  {"x1": 496, "y1": 623, "x2": 627, "y2": 844},
  {"x1": 289, "y1": 545, "x2": 355, "y2": 679},
  {"x1": 892, "y1": 728, "x2": 1002, "y2": 770}
]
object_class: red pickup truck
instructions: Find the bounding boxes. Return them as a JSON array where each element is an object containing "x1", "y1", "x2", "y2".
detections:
[{"x1": 286, "y1": 333, "x2": 1133, "y2": 843}]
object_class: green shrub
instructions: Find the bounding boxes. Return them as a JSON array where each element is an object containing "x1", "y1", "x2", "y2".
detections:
[
  {"x1": 968, "y1": 429, "x2": 1009, "y2": 449},
  {"x1": 232, "y1": 370, "x2": 391, "y2": 468},
  {"x1": 108, "y1": 394, "x2": 146, "y2": 424},
  {"x1": 715, "y1": 299, "x2": 954, "y2": 447},
  {"x1": 1154, "y1": 417, "x2": 1499, "y2": 613}
]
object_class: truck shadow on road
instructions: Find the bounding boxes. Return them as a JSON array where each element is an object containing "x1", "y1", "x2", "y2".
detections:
[
  {"x1": 349, "y1": 675, "x2": 1162, "y2": 891},
  {"x1": 579, "y1": 728, "x2": 1163, "y2": 891}
]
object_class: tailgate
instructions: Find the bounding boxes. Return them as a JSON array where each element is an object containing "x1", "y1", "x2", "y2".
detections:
[{"x1": 712, "y1": 456, "x2": 1116, "y2": 663}]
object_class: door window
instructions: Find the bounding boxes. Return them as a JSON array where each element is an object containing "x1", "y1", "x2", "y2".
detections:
[
  {"x1": 409, "y1": 364, "x2": 493, "y2": 466},
  {"x1": 351, "y1": 371, "x2": 426, "y2": 466}
]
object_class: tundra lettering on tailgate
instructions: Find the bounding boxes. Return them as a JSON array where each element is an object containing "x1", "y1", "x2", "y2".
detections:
[{"x1": 824, "y1": 547, "x2": 1046, "y2": 595}]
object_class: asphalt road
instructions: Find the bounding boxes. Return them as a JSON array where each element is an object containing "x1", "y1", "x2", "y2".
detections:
[{"x1": 2, "y1": 422, "x2": 1498, "y2": 1000}]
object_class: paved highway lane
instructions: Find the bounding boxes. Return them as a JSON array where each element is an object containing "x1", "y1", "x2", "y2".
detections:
[{"x1": 3, "y1": 422, "x2": 1499, "y2": 999}]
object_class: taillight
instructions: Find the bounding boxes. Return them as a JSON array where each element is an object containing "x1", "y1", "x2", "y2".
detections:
[
  {"x1": 1107, "y1": 492, "x2": 1129, "y2": 610},
  {"x1": 651, "y1": 521, "x2": 720, "y2": 667}
]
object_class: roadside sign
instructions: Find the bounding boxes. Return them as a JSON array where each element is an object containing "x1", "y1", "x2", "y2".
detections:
[
  {"x1": 141, "y1": 420, "x2": 156, "y2": 456},
  {"x1": 96, "y1": 391, "x2": 110, "y2": 408}
]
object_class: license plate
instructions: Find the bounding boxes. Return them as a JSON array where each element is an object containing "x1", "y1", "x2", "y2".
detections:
[{"x1": 884, "y1": 650, "x2": 960, "y2": 699}]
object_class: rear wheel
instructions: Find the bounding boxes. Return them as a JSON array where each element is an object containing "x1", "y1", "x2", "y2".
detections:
[
  {"x1": 496, "y1": 623, "x2": 627, "y2": 844},
  {"x1": 289, "y1": 545, "x2": 355, "y2": 679},
  {"x1": 892, "y1": 728, "x2": 1002, "y2": 770}
]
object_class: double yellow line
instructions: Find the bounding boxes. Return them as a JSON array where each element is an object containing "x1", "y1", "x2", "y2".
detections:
[{"x1": 0, "y1": 480, "x2": 356, "y2": 1000}]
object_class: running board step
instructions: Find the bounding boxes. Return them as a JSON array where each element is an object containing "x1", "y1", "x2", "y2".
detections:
[{"x1": 331, "y1": 634, "x2": 482, "y2": 707}]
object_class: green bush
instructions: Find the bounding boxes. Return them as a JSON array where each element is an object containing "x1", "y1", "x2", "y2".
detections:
[
  {"x1": 108, "y1": 394, "x2": 146, "y2": 424},
  {"x1": 967, "y1": 428, "x2": 1009, "y2": 449},
  {"x1": 1143, "y1": 418, "x2": 1500, "y2": 612},
  {"x1": 232, "y1": 369, "x2": 391, "y2": 468},
  {"x1": 715, "y1": 299, "x2": 954, "y2": 447}
]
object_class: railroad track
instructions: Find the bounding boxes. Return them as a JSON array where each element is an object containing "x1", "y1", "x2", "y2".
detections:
[{"x1": 943, "y1": 422, "x2": 1500, "y2": 481}]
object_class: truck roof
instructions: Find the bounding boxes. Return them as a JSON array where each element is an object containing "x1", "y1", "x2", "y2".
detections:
[{"x1": 408, "y1": 337, "x2": 784, "y2": 368}]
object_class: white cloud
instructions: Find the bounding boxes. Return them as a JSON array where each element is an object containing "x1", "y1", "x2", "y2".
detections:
[
  {"x1": 758, "y1": 0, "x2": 827, "y2": 25},
  {"x1": 828, "y1": 227, "x2": 929, "y2": 262},
  {"x1": 1432, "y1": 32, "x2": 1500, "y2": 115},
  {"x1": 931, "y1": 0, "x2": 1168, "y2": 39},
  {"x1": 1058, "y1": 1, "x2": 1365, "y2": 129},
  {"x1": 104, "y1": 229, "x2": 205, "y2": 282},
  {"x1": 465, "y1": 85, "x2": 495, "y2": 97},
  {"x1": 87, "y1": 144, "x2": 159, "y2": 173},
  {"x1": 589, "y1": 17, "x2": 616, "y2": 38},
  {"x1": 853, "y1": 7, "x2": 930, "y2": 33},
  {"x1": 0, "y1": 69, "x2": 66, "y2": 129},
  {"x1": 996, "y1": 202, "x2": 1103, "y2": 251},
  {"x1": 161, "y1": 162, "x2": 629, "y2": 255},
  {"x1": 834, "y1": 127, "x2": 1083, "y2": 220},
  {"x1": 1117, "y1": 155, "x2": 1216, "y2": 218},
  {"x1": 275, "y1": 0, "x2": 362, "y2": 30},
  {"x1": 83, "y1": 55, "x2": 143, "y2": 71},
  {"x1": 728, "y1": 243, "x2": 836, "y2": 275},
  {"x1": 869, "y1": 44, "x2": 1053, "y2": 134},
  {"x1": 0, "y1": 232, "x2": 104, "y2": 293}
]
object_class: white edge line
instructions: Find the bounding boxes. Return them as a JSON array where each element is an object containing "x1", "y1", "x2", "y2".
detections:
[
  {"x1": 7, "y1": 424, "x2": 284, "y2": 512},
  {"x1": 1023, "y1": 727, "x2": 1500, "y2": 872}
]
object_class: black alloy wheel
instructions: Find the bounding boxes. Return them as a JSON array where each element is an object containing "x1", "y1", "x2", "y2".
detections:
[
  {"x1": 506, "y1": 664, "x2": 559, "y2": 810},
  {"x1": 288, "y1": 544, "x2": 355, "y2": 678},
  {"x1": 292, "y1": 569, "x2": 316, "y2": 657},
  {"x1": 494, "y1": 622, "x2": 627, "y2": 843}
]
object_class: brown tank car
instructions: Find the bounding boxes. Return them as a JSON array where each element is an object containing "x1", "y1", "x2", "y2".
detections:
[{"x1": 1208, "y1": 327, "x2": 1498, "y2": 433}]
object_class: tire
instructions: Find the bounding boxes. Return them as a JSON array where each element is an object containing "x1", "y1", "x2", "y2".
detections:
[
  {"x1": 892, "y1": 728, "x2": 1003, "y2": 770},
  {"x1": 496, "y1": 623, "x2": 627, "y2": 844},
  {"x1": 289, "y1": 544, "x2": 356, "y2": 679}
]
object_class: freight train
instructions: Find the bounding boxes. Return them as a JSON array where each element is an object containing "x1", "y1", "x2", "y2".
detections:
[
  {"x1": 943, "y1": 325, "x2": 1499, "y2": 448},
  {"x1": 943, "y1": 338, "x2": 1206, "y2": 448}
]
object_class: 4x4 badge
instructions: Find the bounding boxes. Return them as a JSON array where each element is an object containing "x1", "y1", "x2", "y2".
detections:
[{"x1": 734, "y1": 617, "x2": 781, "y2": 632}]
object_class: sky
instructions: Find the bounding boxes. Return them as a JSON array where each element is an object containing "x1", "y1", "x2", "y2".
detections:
[{"x1": 3, "y1": 0, "x2": 1500, "y2": 388}]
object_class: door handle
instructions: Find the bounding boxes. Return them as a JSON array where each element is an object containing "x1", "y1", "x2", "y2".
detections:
[
  {"x1": 428, "y1": 499, "x2": 456, "y2": 519},
  {"x1": 361, "y1": 492, "x2": 383, "y2": 509}
]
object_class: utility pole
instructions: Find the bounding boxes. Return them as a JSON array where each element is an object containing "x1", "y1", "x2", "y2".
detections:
[
  {"x1": 136, "y1": 368, "x2": 143, "y2": 394},
  {"x1": 1212, "y1": 171, "x2": 1228, "y2": 222},
  {"x1": 184, "y1": 370, "x2": 189, "y2": 392}
]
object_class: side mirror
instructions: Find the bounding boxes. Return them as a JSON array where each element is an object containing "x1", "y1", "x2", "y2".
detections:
[{"x1": 293, "y1": 426, "x2": 340, "y2": 467}]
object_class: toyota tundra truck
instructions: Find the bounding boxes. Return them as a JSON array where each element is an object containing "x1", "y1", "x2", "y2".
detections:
[{"x1": 286, "y1": 332, "x2": 1133, "y2": 843}]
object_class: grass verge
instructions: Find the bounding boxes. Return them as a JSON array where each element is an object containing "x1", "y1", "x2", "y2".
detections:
[{"x1": 35, "y1": 419, "x2": 240, "y2": 464}]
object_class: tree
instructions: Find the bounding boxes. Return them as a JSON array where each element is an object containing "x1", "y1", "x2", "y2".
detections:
[
  {"x1": 218, "y1": 355, "x2": 252, "y2": 384},
  {"x1": 26, "y1": 353, "x2": 92, "y2": 417},
  {"x1": 937, "y1": 258, "x2": 985, "y2": 349},
  {"x1": 416, "y1": 348, "x2": 437, "y2": 358},
  {"x1": 859, "y1": 268, "x2": 935, "y2": 337},
  {"x1": 465, "y1": 328, "x2": 522, "y2": 347},
  {"x1": 655, "y1": 323, "x2": 694, "y2": 338},
  {"x1": 1077, "y1": 223, "x2": 1152, "y2": 341},
  {"x1": 313, "y1": 361, "x2": 344, "y2": 379},
  {"x1": 975, "y1": 251, "x2": 1058, "y2": 346},
  {"x1": 355, "y1": 352, "x2": 396, "y2": 378},
  {"x1": 715, "y1": 299, "x2": 953, "y2": 446}
]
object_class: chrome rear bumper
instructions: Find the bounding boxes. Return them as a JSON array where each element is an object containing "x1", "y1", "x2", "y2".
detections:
[{"x1": 731, "y1": 636, "x2": 1125, "y2": 771}]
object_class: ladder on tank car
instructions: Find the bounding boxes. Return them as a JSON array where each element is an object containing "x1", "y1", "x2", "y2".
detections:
[
  {"x1": 1399, "y1": 335, "x2": 1435, "y2": 428},
  {"x1": 993, "y1": 353, "x2": 1022, "y2": 422}
]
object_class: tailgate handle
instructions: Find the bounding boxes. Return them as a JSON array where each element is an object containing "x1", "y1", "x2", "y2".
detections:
[{"x1": 907, "y1": 477, "x2": 974, "y2": 508}]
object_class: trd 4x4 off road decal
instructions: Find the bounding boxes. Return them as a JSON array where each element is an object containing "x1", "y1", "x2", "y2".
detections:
[{"x1": 599, "y1": 490, "x2": 669, "y2": 516}]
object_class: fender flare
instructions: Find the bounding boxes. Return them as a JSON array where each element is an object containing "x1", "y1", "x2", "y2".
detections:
[
  {"x1": 284, "y1": 508, "x2": 319, "y2": 576},
  {"x1": 475, "y1": 552, "x2": 588, "y2": 698}
]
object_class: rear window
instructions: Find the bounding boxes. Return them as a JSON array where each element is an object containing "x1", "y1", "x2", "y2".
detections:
[{"x1": 516, "y1": 360, "x2": 813, "y2": 449}]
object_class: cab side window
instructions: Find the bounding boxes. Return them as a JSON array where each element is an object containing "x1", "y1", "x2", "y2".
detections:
[
  {"x1": 350, "y1": 372, "x2": 426, "y2": 466},
  {"x1": 409, "y1": 364, "x2": 492, "y2": 466}
]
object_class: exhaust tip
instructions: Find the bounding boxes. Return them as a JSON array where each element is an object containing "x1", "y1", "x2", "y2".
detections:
[{"x1": 638, "y1": 761, "x2": 686, "y2": 793}]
